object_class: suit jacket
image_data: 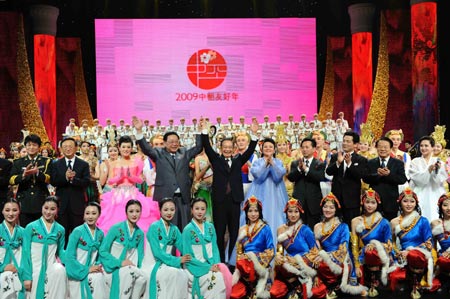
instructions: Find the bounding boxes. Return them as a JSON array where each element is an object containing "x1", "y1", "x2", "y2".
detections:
[
  {"x1": 51, "y1": 156, "x2": 90, "y2": 215},
  {"x1": 137, "y1": 135, "x2": 203, "y2": 204},
  {"x1": 287, "y1": 158, "x2": 325, "y2": 215},
  {"x1": 202, "y1": 134, "x2": 257, "y2": 204},
  {"x1": 326, "y1": 152, "x2": 368, "y2": 209},
  {"x1": 9, "y1": 155, "x2": 51, "y2": 213},
  {"x1": 363, "y1": 157, "x2": 407, "y2": 213},
  {"x1": 0, "y1": 158, "x2": 12, "y2": 203}
]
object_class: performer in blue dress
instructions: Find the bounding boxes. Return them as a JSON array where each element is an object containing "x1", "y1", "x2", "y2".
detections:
[
  {"x1": 244, "y1": 138, "x2": 289, "y2": 241},
  {"x1": 350, "y1": 189, "x2": 394, "y2": 297},
  {"x1": 66, "y1": 202, "x2": 107, "y2": 299},
  {"x1": 231, "y1": 196, "x2": 274, "y2": 299},
  {"x1": 431, "y1": 192, "x2": 450, "y2": 293},
  {"x1": 142, "y1": 197, "x2": 190, "y2": 299},
  {"x1": 99, "y1": 199, "x2": 147, "y2": 299},
  {"x1": 270, "y1": 198, "x2": 326, "y2": 299},
  {"x1": 389, "y1": 188, "x2": 440, "y2": 299},
  {"x1": 0, "y1": 199, "x2": 30, "y2": 299},
  {"x1": 314, "y1": 193, "x2": 367, "y2": 299}
]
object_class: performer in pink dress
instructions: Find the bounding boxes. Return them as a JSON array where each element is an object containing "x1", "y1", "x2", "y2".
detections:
[{"x1": 97, "y1": 136, "x2": 159, "y2": 233}]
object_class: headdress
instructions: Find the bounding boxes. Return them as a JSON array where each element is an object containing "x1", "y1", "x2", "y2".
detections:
[
  {"x1": 242, "y1": 195, "x2": 263, "y2": 211},
  {"x1": 0, "y1": 148, "x2": 6, "y2": 154},
  {"x1": 397, "y1": 187, "x2": 418, "y2": 203},
  {"x1": 385, "y1": 129, "x2": 404, "y2": 141},
  {"x1": 361, "y1": 188, "x2": 381, "y2": 205},
  {"x1": 438, "y1": 192, "x2": 450, "y2": 206},
  {"x1": 359, "y1": 123, "x2": 374, "y2": 144},
  {"x1": 309, "y1": 130, "x2": 327, "y2": 141},
  {"x1": 430, "y1": 125, "x2": 447, "y2": 148},
  {"x1": 320, "y1": 193, "x2": 341, "y2": 209},
  {"x1": 275, "y1": 125, "x2": 288, "y2": 144},
  {"x1": 283, "y1": 198, "x2": 304, "y2": 214}
]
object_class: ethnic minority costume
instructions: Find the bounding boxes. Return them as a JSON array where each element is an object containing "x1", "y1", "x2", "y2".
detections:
[
  {"x1": 432, "y1": 218, "x2": 450, "y2": 286},
  {"x1": 0, "y1": 221, "x2": 30, "y2": 299},
  {"x1": 99, "y1": 221, "x2": 147, "y2": 299},
  {"x1": 142, "y1": 219, "x2": 188, "y2": 299},
  {"x1": 24, "y1": 218, "x2": 67, "y2": 299},
  {"x1": 182, "y1": 220, "x2": 228, "y2": 299},
  {"x1": 271, "y1": 220, "x2": 326, "y2": 299},
  {"x1": 232, "y1": 220, "x2": 274, "y2": 299},
  {"x1": 315, "y1": 217, "x2": 367, "y2": 297},
  {"x1": 390, "y1": 211, "x2": 439, "y2": 295},
  {"x1": 351, "y1": 212, "x2": 394, "y2": 295},
  {"x1": 97, "y1": 157, "x2": 159, "y2": 234},
  {"x1": 65, "y1": 223, "x2": 107, "y2": 299}
]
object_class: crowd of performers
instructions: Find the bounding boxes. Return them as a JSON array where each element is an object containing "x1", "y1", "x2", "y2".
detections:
[
  {"x1": 2, "y1": 188, "x2": 450, "y2": 299},
  {"x1": 1, "y1": 114, "x2": 450, "y2": 299}
]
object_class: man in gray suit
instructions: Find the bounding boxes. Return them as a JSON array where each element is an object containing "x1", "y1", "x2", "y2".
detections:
[{"x1": 133, "y1": 116, "x2": 203, "y2": 230}]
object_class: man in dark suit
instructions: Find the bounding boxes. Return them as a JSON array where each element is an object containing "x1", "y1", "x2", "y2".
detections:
[
  {"x1": 0, "y1": 157, "x2": 12, "y2": 221},
  {"x1": 9, "y1": 134, "x2": 52, "y2": 226},
  {"x1": 287, "y1": 138, "x2": 325, "y2": 228},
  {"x1": 51, "y1": 137, "x2": 90, "y2": 240},
  {"x1": 363, "y1": 137, "x2": 407, "y2": 220},
  {"x1": 133, "y1": 116, "x2": 203, "y2": 231},
  {"x1": 326, "y1": 131, "x2": 368, "y2": 226},
  {"x1": 202, "y1": 119, "x2": 258, "y2": 262}
]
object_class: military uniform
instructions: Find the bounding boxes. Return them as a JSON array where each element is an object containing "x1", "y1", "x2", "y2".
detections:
[{"x1": 9, "y1": 155, "x2": 52, "y2": 226}]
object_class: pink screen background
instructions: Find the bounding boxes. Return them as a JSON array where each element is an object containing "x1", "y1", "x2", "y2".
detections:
[{"x1": 95, "y1": 18, "x2": 317, "y2": 124}]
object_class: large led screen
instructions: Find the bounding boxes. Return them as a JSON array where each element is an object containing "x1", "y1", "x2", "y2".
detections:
[{"x1": 95, "y1": 18, "x2": 317, "y2": 124}]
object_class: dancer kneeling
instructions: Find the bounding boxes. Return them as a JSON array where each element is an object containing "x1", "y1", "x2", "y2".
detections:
[
  {"x1": 431, "y1": 192, "x2": 450, "y2": 293},
  {"x1": 66, "y1": 202, "x2": 107, "y2": 299},
  {"x1": 350, "y1": 189, "x2": 395, "y2": 297},
  {"x1": 182, "y1": 198, "x2": 230, "y2": 299},
  {"x1": 270, "y1": 198, "x2": 327, "y2": 299},
  {"x1": 142, "y1": 197, "x2": 190, "y2": 299},
  {"x1": 231, "y1": 196, "x2": 274, "y2": 299},
  {"x1": 99, "y1": 199, "x2": 147, "y2": 299},
  {"x1": 390, "y1": 188, "x2": 440, "y2": 299},
  {"x1": 313, "y1": 193, "x2": 367, "y2": 299}
]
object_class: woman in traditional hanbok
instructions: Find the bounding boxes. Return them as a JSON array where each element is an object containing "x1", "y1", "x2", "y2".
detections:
[
  {"x1": 244, "y1": 138, "x2": 288, "y2": 241},
  {"x1": 389, "y1": 188, "x2": 440, "y2": 299},
  {"x1": 193, "y1": 150, "x2": 214, "y2": 222},
  {"x1": 350, "y1": 189, "x2": 394, "y2": 297},
  {"x1": 182, "y1": 198, "x2": 229, "y2": 299},
  {"x1": 97, "y1": 136, "x2": 159, "y2": 234},
  {"x1": 142, "y1": 197, "x2": 190, "y2": 299},
  {"x1": 408, "y1": 136, "x2": 447, "y2": 221},
  {"x1": 99, "y1": 199, "x2": 147, "y2": 299},
  {"x1": 313, "y1": 193, "x2": 367, "y2": 299},
  {"x1": 23, "y1": 196, "x2": 67, "y2": 299},
  {"x1": 232, "y1": 196, "x2": 274, "y2": 299},
  {"x1": 66, "y1": 202, "x2": 107, "y2": 299},
  {"x1": 431, "y1": 192, "x2": 450, "y2": 293},
  {"x1": 270, "y1": 198, "x2": 326, "y2": 299},
  {"x1": 0, "y1": 199, "x2": 30, "y2": 299}
]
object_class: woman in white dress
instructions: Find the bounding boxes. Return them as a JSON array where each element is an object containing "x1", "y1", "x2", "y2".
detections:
[
  {"x1": 142, "y1": 197, "x2": 190, "y2": 299},
  {"x1": 182, "y1": 198, "x2": 230, "y2": 299},
  {"x1": 99, "y1": 199, "x2": 147, "y2": 299},
  {"x1": 0, "y1": 199, "x2": 29, "y2": 299},
  {"x1": 23, "y1": 196, "x2": 67, "y2": 299},
  {"x1": 409, "y1": 136, "x2": 448, "y2": 221},
  {"x1": 66, "y1": 202, "x2": 107, "y2": 299}
]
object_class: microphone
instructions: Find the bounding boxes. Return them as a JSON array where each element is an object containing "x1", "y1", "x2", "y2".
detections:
[{"x1": 435, "y1": 158, "x2": 440, "y2": 174}]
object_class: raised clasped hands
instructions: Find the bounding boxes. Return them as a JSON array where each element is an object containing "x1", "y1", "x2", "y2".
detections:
[{"x1": 132, "y1": 116, "x2": 143, "y2": 133}]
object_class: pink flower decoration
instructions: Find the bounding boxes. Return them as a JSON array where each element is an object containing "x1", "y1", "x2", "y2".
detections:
[
  {"x1": 120, "y1": 237, "x2": 124, "y2": 242},
  {"x1": 195, "y1": 238, "x2": 199, "y2": 243}
]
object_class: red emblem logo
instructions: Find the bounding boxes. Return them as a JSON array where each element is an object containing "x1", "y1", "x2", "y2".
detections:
[{"x1": 187, "y1": 49, "x2": 227, "y2": 90}]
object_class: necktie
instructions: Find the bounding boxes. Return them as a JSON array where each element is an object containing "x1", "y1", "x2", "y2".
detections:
[
  {"x1": 304, "y1": 159, "x2": 309, "y2": 167},
  {"x1": 225, "y1": 158, "x2": 231, "y2": 168},
  {"x1": 381, "y1": 158, "x2": 386, "y2": 168},
  {"x1": 67, "y1": 160, "x2": 72, "y2": 170}
]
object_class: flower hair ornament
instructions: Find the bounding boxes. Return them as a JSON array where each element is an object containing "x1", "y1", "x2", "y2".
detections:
[
  {"x1": 283, "y1": 198, "x2": 304, "y2": 214},
  {"x1": 242, "y1": 195, "x2": 263, "y2": 211},
  {"x1": 361, "y1": 188, "x2": 381, "y2": 205},
  {"x1": 320, "y1": 193, "x2": 341, "y2": 209},
  {"x1": 438, "y1": 192, "x2": 450, "y2": 206},
  {"x1": 397, "y1": 187, "x2": 418, "y2": 203},
  {"x1": 385, "y1": 129, "x2": 404, "y2": 141}
]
